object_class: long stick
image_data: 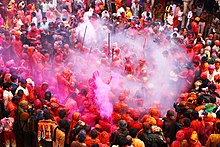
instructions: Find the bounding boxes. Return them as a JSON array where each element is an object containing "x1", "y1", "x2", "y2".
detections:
[
  {"x1": 82, "y1": 26, "x2": 87, "y2": 47},
  {"x1": 112, "y1": 47, "x2": 114, "y2": 63},
  {"x1": 108, "y1": 33, "x2": 110, "y2": 57}
]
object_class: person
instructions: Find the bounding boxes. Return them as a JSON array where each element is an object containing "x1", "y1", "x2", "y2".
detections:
[
  {"x1": 10, "y1": 75, "x2": 18, "y2": 95},
  {"x1": 138, "y1": 122, "x2": 165, "y2": 146},
  {"x1": 38, "y1": 109, "x2": 57, "y2": 147},
  {"x1": 11, "y1": 31, "x2": 23, "y2": 59},
  {"x1": 15, "y1": 79, "x2": 29, "y2": 97},
  {"x1": 39, "y1": 17, "x2": 49, "y2": 30},
  {"x1": 3, "y1": 82, "x2": 13, "y2": 110},
  {"x1": 20, "y1": 112, "x2": 35, "y2": 147},
  {"x1": 206, "y1": 122, "x2": 220, "y2": 146},
  {"x1": 178, "y1": 117, "x2": 193, "y2": 142},
  {"x1": 163, "y1": 109, "x2": 179, "y2": 145},
  {"x1": 129, "y1": 128, "x2": 145, "y2": 147},
  {"x1": 85, "y1": 129, "x2": 100, "y2": 147},
  {"x1": 191, "y1": 17, "x2": 200, "y2": 37},
  {"x1": 0, "y1": 110, "x2": 16, "y2": 147},
  {"x1": 13, "y1": 14, "x2": 23, "y2": 29},
  {"x1": 31, "y1": 12, "x2": 38, "y2": 28},
  {"x1": 188, "y1": 131, "x2": 202, "y2": 147},
  {"x1": 58, "y1": 109, "x2": 70, "y2": 147},
  {"x1": 110, "y1": 119, "x2": 129, "y2": 146},
  {"x1": 198, "y1": 10, "x2": 207, "y2": 35},
  {"x1": 53, "y1": 119, "x2": 67, "y2": 147},
  {"x1": 27, "y1": 23, "x2": 41, "y2": 44},
  {"x1": 171, "y1": 130, "x2": 188, "y2": 147},
  {"x1": 71, "y1": 129, "x2": 87, "y2": 147}
]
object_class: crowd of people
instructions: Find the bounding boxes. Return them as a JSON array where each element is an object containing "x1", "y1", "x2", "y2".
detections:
[{"x1": 0, "y1": 0, "x2": 219, "y2": 146}]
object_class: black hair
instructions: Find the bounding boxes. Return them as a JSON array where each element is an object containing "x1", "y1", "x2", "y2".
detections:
[
  {"x1": 197, "y1": 95, "x2": 203, "y2": 105},
  {"x1": 210, "y1": 97, "x2": 216, "y2": 103},
  {"x1": 129, "y1": 128, "x2": 138, "y2": 138},
  {"x1": 78, "y1": 130, "x2": 86, "y2": 142},
  {"x1": 59, "y1": 118, "x2": 70, "y2": 132},
  {"x1": 43, "y1": 109, "x2": 51, "y2": 119},
  {"x1": 17, "y1": 89, "x2": 24, "y2": 96},
  {"x1": 3, "y1": 82, "x2": 12, "y2": 90},
  {"x1": 30, "y1": 23, "x2": 36, "y2": 27},
  {"x1": 59, "y1": 109, "x2": 66, "y2": 119},
  {"x1": 12, "y1": 96, "x2": 21, "y2": 103},
  {"x1": 183, "y1": 117, "x2": 191, "y2": 127},
  {"x1": 80, "y1": 89, "x2": 87, "y2": 96},
  {"x1": 90, "y1": 129, "x2": 98, "y2": 139},
  {"x1": 216, "y1": 122, "x2": 220, "y2": 130},
  {"x1": 216, "y1": 110, "x2": 220, "y2": 118},
  {"x1": 4, "y1": 110, "x2": 11, "y2": 117},
  {"x1": 191, "y1": 110, "x2": 199, "y2": 120},
  {"x1": 91, "y1": 144, "x2": 99, "y2": 147},
  {"x1": 197, "y1": 37, "x2": 201, "y2": 42},
  {"x1": 20, "y1": 79, "x2": 27, "y2": 84},
  {"x1": 45, "y1": 91, "x2": 51, "y2": 101},
  {"x1": 31, "y1": 12, "x2": 36, "y2": 17}
]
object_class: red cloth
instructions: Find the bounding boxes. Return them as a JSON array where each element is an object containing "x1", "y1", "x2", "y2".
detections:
[
  {"x1": 99, "y1": 120, "x2": 111, "y2": 132},
  {"x1": 27, "y1": 29, "x2": 40, "y2": 41},
  {"x1": 190, "y1": 120, "x2": 202, "y2": 135},
  {"x1": 199, "y1": 122, "x2": 213, "y2": 145},
  {"x1": 11, "y1": 38, "x2": 23, "y2": 58},
  {"x1": 179, "y1": 127, "x2": 194, "y2": 141},
  {"x1": 191, "y1": 21, "x2": 199, "y2": 34}
]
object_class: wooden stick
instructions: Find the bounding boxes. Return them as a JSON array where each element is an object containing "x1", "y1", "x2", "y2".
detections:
[
  {"x1": 108, "y1": 33, "x2": 110, "y2": 57},
  {"x1": 82, "y1": 26, "x2": 88, "y2": 47}
]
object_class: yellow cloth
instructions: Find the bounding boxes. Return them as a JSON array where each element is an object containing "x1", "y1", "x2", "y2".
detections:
[
  {"x1": 206, "y1": 134, "x2": 220, "y2": 147},
  {"x1": 126, "y1": 11, "x2": 132, "y2": 19},
  {"x1": 53, "y1": 127, "x2": 65, "y2": 147},
  {"x1": 5, "y1": 17, "x2": 9, "y2": 29},
  {"x1": 164, "y1": 6, "x2": 171, "y2": 20},
  {"x1": 38, "y1": 119, "x2": 57, "y2": 142},
  {"x1": 132, "y1": 138, "x2": 145, "y2": 147}
]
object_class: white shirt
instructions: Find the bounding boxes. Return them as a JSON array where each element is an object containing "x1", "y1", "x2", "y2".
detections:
[
  {"x1": 39, "y1": 22, "x2": 49, "y2": 30},
  {"x1": 32, "y1": 17, "x2": 38, "y2": 28},
  {"x1": 15, "y1": 85, "x2": 29, "y2": 96},
  {"x1": 36, "y1": 10, "x2": 43, "y2": 23},
  {"x1": 177, "y1": 10, "x2": 183, "y2": 21},
  {"x1": 41, "y1": 3, "x2": 49, "y2": 13},
  {"x1": 48, "y1": 2, "x2": 55, "y2": 10},
  {"x1": 170, "y1": 4, "x2": 176, "y2": 15},
  {"x1": 3, "y1": 90, "x2": 13, "y2": 109}
]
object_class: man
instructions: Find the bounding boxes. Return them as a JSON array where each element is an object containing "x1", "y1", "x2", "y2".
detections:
[
  {"x1": 206, "y1": 122, "x2": 220, "y2": 146},
  {"x1": 27, "y1": 23, "x2": 40, "y2": 44},
  {"x1": 11, "y1": 31, "x2": 23, "y2": 59},
  {"x1": 39, "y1": 17, "x2": 49, "y2": 30},
  {"x1": 163, "y1": 109, "x2": 178, "y2": 145},
  {"x1": 110, "y1": 119, "x2": 129, "y2": 146},
  {"x1": 178, "y1": 117, "x2": 193, "y2": 142},
  {"x1": 10, "y1": 75, "x2": 18, "y2": 95},
  {"x1": 15, "y1": 79, "x2": 29, "y2": 97},
  {"x1": 53, "y1": 120, "x2": 65, "y2": 147},
  {"x1": 129, "y1": 128, "x2": 145, "y2": 147},
  {"x1": 71, "y1": 130, "x2": 87, "y2": 147},
  {"x1": 3, "y1": 82, "x2": 13, "y2": 110},
  {"x1": 191, "y1": 17, "x2": 200, "y2": 37},
  {"x1": 38, "y1": 109, "x2": 57, "y2": 147},
  {"x1": 0, "y1": 110, "x2": 16, "y2": 147},
  {"x1": 198, "y1": 9, "x2": 208, "y2": 36},
  {"x1": 31, "y1": 12, "x2": 38, "y2": 28},
  {"x1": 138, "y1": 122, "x2": 165, "y2": 146},
  {"x1": 85, "y1": 129, "x2": 100, "y2": 147}
]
